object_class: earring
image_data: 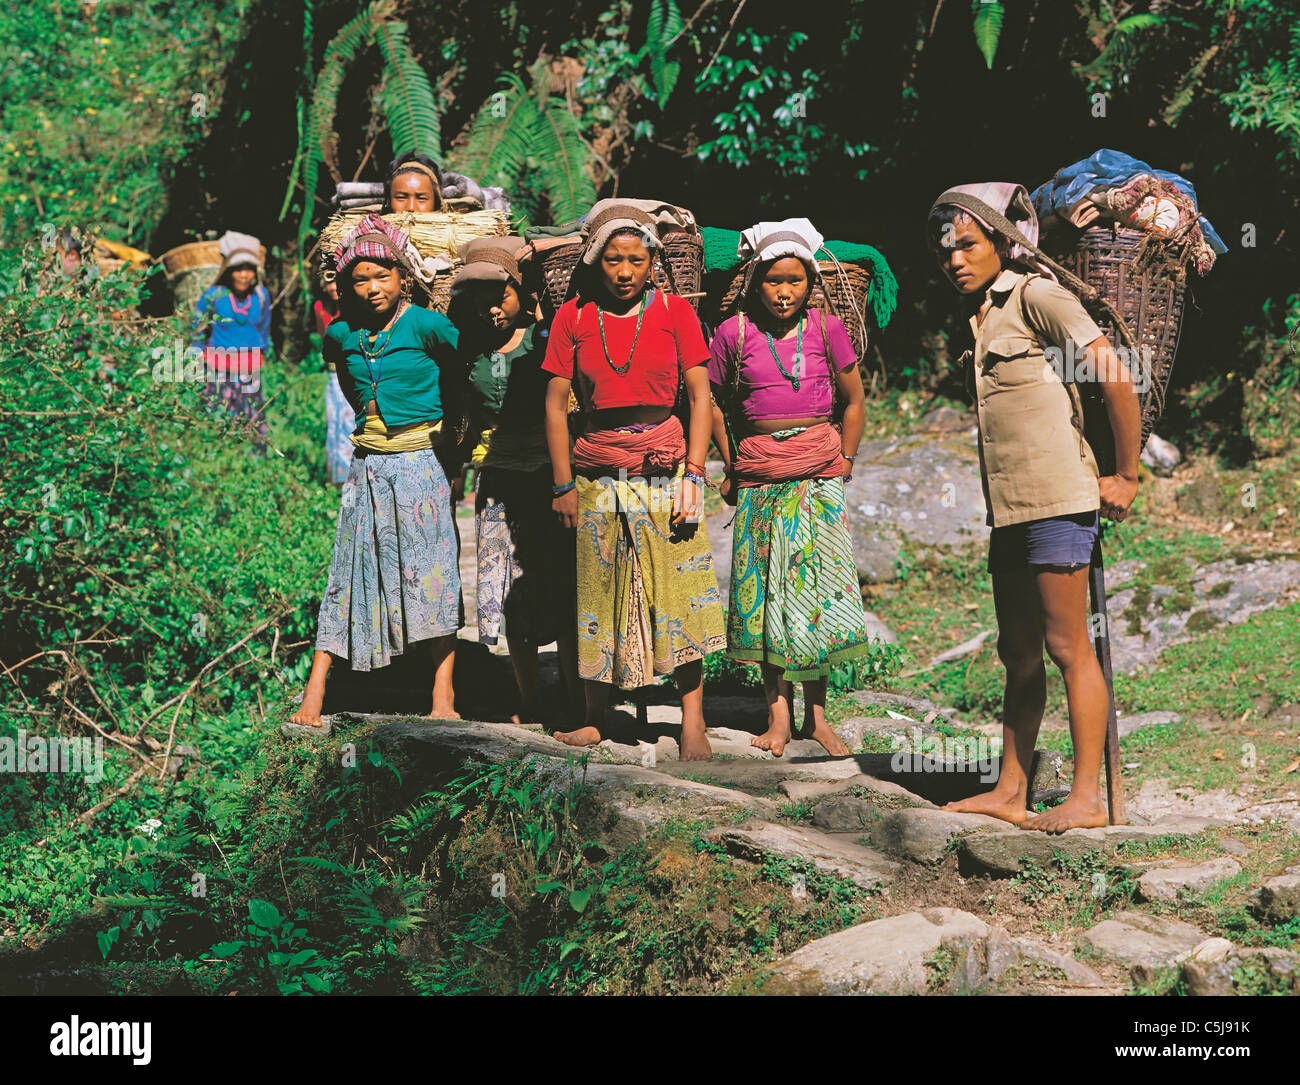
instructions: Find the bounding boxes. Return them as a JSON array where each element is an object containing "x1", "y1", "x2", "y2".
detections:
[{"x1": 400, "y1": 277, "x2": 412, "y2": 300}]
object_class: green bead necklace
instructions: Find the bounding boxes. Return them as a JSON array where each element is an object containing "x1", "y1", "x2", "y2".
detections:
[
  {"x1": 764, "y1": 314, "x2": 805, "y2": 392},
  {"x1": 596, "y1": 287, "x2": 655, "y2": 375}
]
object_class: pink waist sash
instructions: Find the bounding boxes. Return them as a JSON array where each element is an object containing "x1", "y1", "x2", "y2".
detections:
[
  {"x1": 572, "y1": 415, "x2": 686, "y2": 476},
  {"x1": 734, "y1": 422, "x2": 843, "y2": 487}
]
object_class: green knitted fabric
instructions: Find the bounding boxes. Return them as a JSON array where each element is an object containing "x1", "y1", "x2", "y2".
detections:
[{"x1": 700, "y1": 225, "x2": 898, "y2": 329}]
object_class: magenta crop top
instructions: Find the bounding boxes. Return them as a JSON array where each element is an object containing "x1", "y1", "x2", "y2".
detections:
[{"x1": 707, "y1": 311, "x2": 857, "y2": 421}]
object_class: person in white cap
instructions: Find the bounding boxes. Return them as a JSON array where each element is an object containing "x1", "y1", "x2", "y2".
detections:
[{"x1": 191, "y1": 231, "x2": 272, "y2": 451}]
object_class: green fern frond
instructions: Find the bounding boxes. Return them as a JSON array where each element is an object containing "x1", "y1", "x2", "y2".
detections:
[
  {"x1": 298, "y1": 2, "x2": 387, "y2": 239},
  {"x1": 531, "y1": 97, "x2": 596, "y2": 224},
  {"x1": 971, "y1": 0, "x2": 1004, "y2": 70},
  {"x1": 373, "y1": 16, "x2": 442, "y2": 162},
  {"x1": 457, "y1": 73, "x2": 539, "y2": 186}
]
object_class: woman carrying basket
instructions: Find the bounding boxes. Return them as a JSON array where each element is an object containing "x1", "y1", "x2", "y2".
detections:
[
  {"x1": 708, "y1": 219, "x2": 870, "y2": 758},
  {"x1": 191, "y1": 231, "x2": 272, "y2": 452},
  {"x1": 542, "y1": 200, "x2": 726, "y2": 761},
  {"x1": 291, "y1": 215, "x2": 462, "y2": 727},
  {"x1": 926, "y1": 183, "x2": 1140, "y2": 832},
  {"x1": 451, "y1": 236, "x2": 581, "y2": 725}
]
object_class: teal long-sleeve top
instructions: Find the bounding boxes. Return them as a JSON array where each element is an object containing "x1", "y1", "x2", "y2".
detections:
[{"x1": 323, "y1": 304, "x2": 461, "y2": 431}]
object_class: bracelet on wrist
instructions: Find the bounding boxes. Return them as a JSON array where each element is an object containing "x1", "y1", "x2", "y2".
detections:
[
  {"x1": 682, "y1": 471, "x2": 706, "y2": 487},
  {"x1": 686, "y1": 460, "x2": 706, "y2": 475},
  {"x1": 552, "y1": 480, "x2": 576, "y2": 496}
]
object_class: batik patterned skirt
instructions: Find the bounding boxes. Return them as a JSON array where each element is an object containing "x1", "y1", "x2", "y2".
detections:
[
  {"x1": 728, "y1": 476, "x2": 873, "y2": 681},
  {"x1": 325, "y1": 369, "x2": 355, "y2": 484},
  {"x1": 475, "y1": 465, "x2": 575, "y2": 646},
  {"x1": 575, "y1": 468, "x2": 726, "y2": 688},
  {"x1": 314, "y1": 447, "x2": 461, "y2": 670}
]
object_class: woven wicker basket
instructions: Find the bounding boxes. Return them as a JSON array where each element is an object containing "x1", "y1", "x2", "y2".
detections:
[
  {"x1": 715, "y1": 256, "x2": 874, "y2": 360},
  {"x1": 317, "y1": 208, "x2": 510, "y2": 314},
  {"x1": 161, "y1": 240, "x2": 266, "y2": 278},
  {"x1": 529, "y1": 229, "x2": 704, "y2": 317},
  {"x1": 1052, "y1": 223, "x2": 1187, "y2": 474}
]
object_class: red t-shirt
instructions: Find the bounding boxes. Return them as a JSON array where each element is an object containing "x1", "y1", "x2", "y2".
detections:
[{"x1": 540, "y1": 290, "x2": 709, "y2": 409}]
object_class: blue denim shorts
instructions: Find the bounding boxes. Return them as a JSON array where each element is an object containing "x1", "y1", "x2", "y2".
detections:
[{"x1": 988, "y1": 510, "x2": 1099, "y2": 573}]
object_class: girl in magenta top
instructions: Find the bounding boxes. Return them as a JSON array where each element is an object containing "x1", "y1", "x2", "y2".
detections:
[
  {"x1": 707, "y1": 218, "x2": 873, "y2": 760},
  {"x1": 707, "y1": 306, "x2": 856, "y2": 422}
]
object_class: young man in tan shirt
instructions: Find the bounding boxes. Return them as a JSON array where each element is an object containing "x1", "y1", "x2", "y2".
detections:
[{"x1": 927, "y1": 183, "x2": 1141, "y2": 832}]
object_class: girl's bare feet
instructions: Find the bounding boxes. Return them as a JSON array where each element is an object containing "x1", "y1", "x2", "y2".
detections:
[
  {"x1": 752, "y1": 702, "x2": 793, "y2": 757},
  {"x1": 943, "y1": 786, "x2": 1029, "y2": 825},
  {"x1": 553, "y1": 725, "x2": 602, "y2": 747},
  {"x1": 1023, "y1": 790, "x2": 1108, "y2": 832},
  {"x1": 680, "y1": 709, "x2": 712, "y2": 761},
  {"x1": 428, "y1": 698, "x2": 460, "y2": 720},
  {"x1": 289, "y1": 681, "x2": 325, "y2": 727}
]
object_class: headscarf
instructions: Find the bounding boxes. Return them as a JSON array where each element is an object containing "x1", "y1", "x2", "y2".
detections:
[
  {"x1": 930, "y1": 182, "x2": 1056, "y2": 280},
  {"x1": 214, "y1": 230, "x2": 263, "y2": 282},
  {"x1": 332, "y1": 213, "x2": 448, "y2": 285},
  {"x1": 579, "y1": 200, "x2": 659, "y2": 265},
  {"x1": 451, "y1": 235, "x2": 526, "y2": 292},
  {"x1": 736, "y1": 217, "x2": 825, "y2": 299}
]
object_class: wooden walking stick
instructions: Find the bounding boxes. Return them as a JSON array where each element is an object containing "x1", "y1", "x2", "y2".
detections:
[{"x1": 1089, "y1": 527, "x2": 1126, "y2": 825}]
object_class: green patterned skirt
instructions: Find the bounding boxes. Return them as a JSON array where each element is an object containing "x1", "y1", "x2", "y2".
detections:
[{"x1": 728, "y1": 476, "x2": 873, "y2": 681}]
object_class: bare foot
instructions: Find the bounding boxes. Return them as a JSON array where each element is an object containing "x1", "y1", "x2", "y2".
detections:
[
  {"x1": 429, "y1": 701, "x2": 460, "y2": 720},
  {"x1": 553, "y1": 726, "x2": 602, "y2": 747},
  {"x1": 1022, "y1": 792, "x2": 1108, "y2": 833},
  {"x1": 752, "y1": 717, "x2": 792, "y2": 757},
  {"x1": 806, "y1": 719, "x2": 850, "y2": 757},
  {"x1": 943, "y1": 788, "x2": 1029, "y2": 825},
  {"x1": 290, "y1": 678, "x2": 326, "y2": 727},
  {"x1": 680, "y1": 722, "x2": 713, "y2": 762}
]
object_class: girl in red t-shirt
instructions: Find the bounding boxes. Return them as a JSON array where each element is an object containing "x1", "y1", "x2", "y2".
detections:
[{"x1": 542, "y1": 201, "x2": 725, "y2": 761}]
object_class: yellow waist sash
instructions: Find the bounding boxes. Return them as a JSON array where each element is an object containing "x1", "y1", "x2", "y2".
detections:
[{"x1": 350, "y1": 413, "x2": 444, "y2": 454}]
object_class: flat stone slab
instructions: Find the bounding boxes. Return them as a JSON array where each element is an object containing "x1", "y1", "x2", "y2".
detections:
[
  {"x1": 947, "y1": 926, "x2": 1108, "y2": 992},
  {"x1": 778, "y1": 773, "x2": 936, "y2": 807},
  {"x1": 1137, "y1": 857, "x2": 1242, "y2": 902},
  {"x1": 758, "y1": 907, "x2": 990, "y2": 994},
  {"x1": 871, "y1": 807, "x2": 1008, "y2": 864},
  {"x1": 1077, "y1": 911, "x2": 1207, "y2": 971},
  {"x1": 1254, "y1": 873, "x2": 1300, "y2": 923},
  {"x1": 280, "y1": 719, "x2": 333, "y2": 739},
  {"x1": 702, "y1": 820, "x2": 900, "y2": 891},
  {"x1": 812, "y1": 796, "x2": 877, "y2": 833},
  {"x1": 957, "y1": 815, "x2": 1224, "y2": 878}
]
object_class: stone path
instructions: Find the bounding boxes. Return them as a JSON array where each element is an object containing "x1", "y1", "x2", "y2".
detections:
[{"x1": 284, "y1": 711, "x2": 1299, "y2": 995}]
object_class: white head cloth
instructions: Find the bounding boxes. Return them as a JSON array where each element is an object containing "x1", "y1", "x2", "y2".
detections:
[{"x1": 737, "y1": 218, "x2": 825, "y2": 266}]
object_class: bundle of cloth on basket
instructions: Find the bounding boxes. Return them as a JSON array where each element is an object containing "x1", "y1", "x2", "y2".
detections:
[{"x1": 1030, "y1": 148, "x2": 1226, "y2": 276}]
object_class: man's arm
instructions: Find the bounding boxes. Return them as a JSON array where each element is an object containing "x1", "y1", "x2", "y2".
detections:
[{"x1": 1087, "y1": 333, "x2": 1141, "y2": 522}]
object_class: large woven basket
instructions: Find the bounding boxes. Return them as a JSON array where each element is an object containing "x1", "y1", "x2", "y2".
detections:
[
  {"x1": 528, "y1": 228, "x2": 704, "y2": 316},
  {"x1": 317, "y1": 208, "x2": 510, "y2": 314},
  {"x1": 715, "y1": 255, "x2": 874, "y2": 360},
  {"x1": 161, "y1": 240, "x2": 266, "y2": 278},
  {"x1": 1052, "y1": 223, "x2": 1187, "y2": 475}
]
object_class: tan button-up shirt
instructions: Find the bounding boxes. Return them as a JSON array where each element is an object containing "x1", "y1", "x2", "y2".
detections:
[{"x1": 965, "y1": 269, "x2": 1103, "y2": 528}]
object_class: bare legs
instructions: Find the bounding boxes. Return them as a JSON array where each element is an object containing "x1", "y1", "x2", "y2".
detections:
[
  {"x1": 552, "y1": 659, "x2": 712, "y2": 760},
  {"x1": 676, "y1": 659, "x2": 711, "y2": 761},
  {"x1": 752, "y1": 667, "x2": 850, "y2": 757},
  {"x1": 430, "y1": 634, "x2": 458, "y2": 718},
  {"x1": 943, "y1": 565, "x2": 1109, "y2": 829},
  {"x1": 290, "y1": 650, "x2": 334, "y2": 726},
  {"x1": 291, "y1": 634, "x2": 458, "y2": 725}
]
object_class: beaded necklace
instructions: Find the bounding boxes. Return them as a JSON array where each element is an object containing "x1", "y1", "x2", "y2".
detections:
[
  {"x1": 227, "y1": 288, "x2": 256, "y2": 326},
  {"x1": 357, "y1": 300, "x2": 407, "y2": 397},
  {"x1": 595, "y1": 287, "x2": 655, "y2": 375},
  {"x1": 763, "y1": 314, "x2": 805, "y2": 392}
]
